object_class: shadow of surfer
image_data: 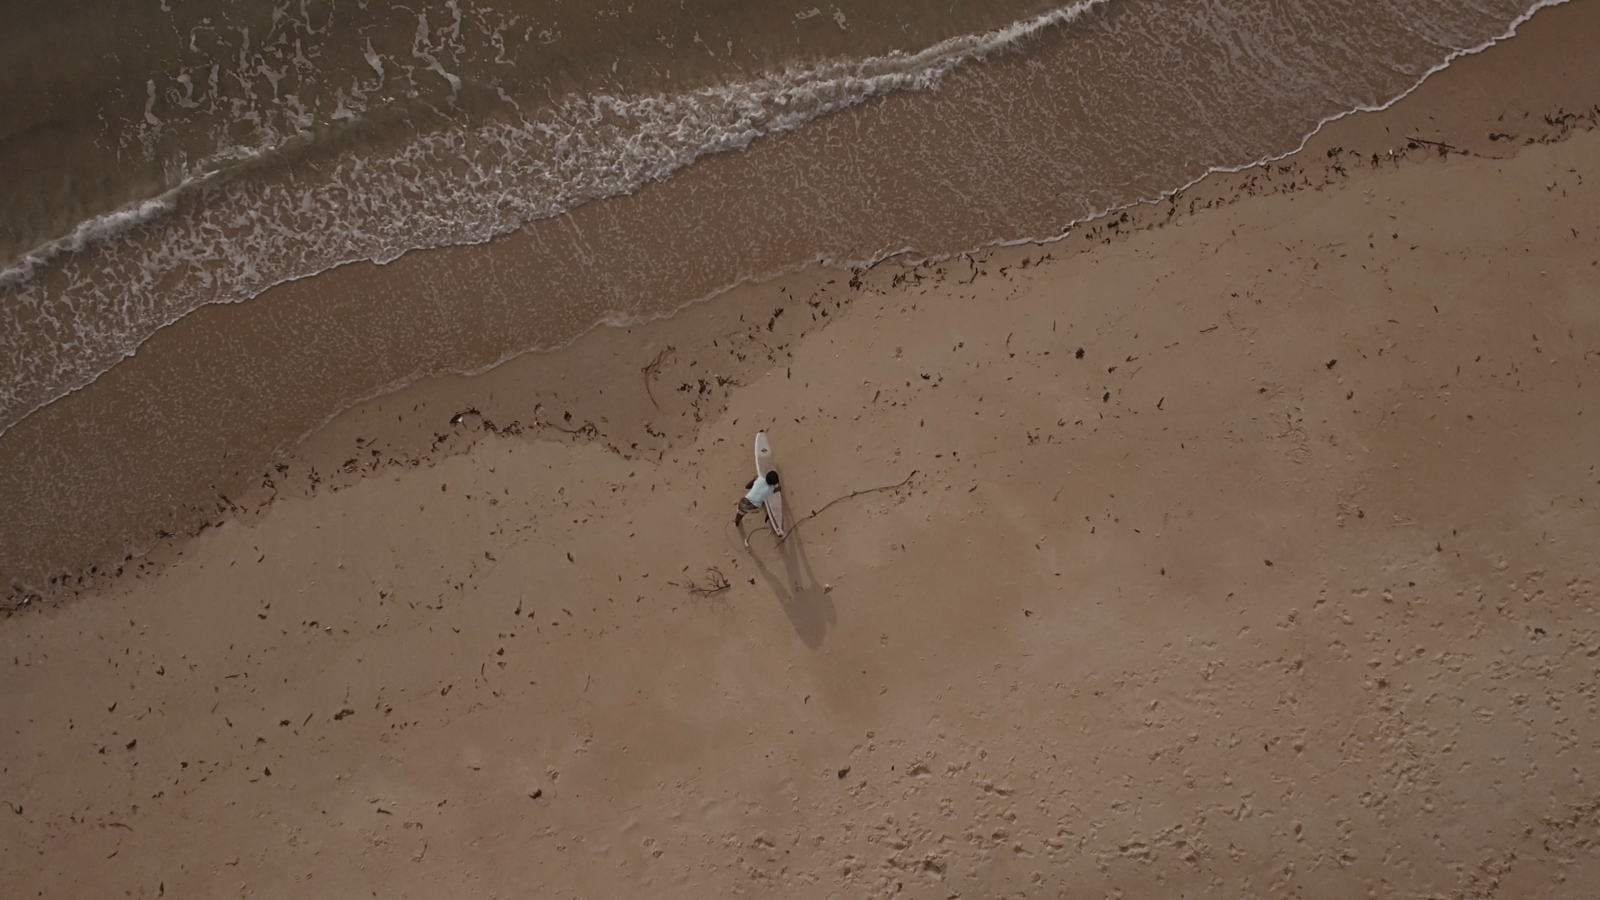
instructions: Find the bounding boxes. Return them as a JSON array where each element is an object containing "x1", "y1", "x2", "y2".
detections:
[{"x1": 744, "y1": 524, "x2": 835, "y2": 649}]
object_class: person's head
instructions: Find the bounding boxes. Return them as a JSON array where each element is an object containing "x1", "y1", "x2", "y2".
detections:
[{"x1": 765, "y1": 471, "x2": 780, "y2": 486}]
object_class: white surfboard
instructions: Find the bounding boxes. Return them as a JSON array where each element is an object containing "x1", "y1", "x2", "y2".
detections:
[{"x1": 754, "y1": 430, "x2": 785, "y2": 538}]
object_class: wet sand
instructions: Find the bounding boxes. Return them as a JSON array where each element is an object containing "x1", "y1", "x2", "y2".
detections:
[{"x1": 4, "y1": 4, "x2": 1600, "y2": 896}]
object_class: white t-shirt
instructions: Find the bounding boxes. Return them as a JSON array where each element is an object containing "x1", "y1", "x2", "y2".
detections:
[{"x1": 745, "y1": 477, "x2": 776, "y2": 506}]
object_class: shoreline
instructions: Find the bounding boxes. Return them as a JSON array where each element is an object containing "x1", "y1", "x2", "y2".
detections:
[
  {"x1": 8, "y1": 0, "x2": 1591, "y2": 598},
  {"x1": 8, "y1": 0, "x2": 1599, "y2": 608}
]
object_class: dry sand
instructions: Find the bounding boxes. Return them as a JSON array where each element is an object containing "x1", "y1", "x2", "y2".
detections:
[{"x1": 4, "y1": 5, "x2": 1600, "y2": 897}]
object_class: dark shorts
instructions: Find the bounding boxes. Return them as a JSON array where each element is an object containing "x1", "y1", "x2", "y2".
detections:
[{"x1": 736, "y1": 497, "x2": 759, "y2": 515}]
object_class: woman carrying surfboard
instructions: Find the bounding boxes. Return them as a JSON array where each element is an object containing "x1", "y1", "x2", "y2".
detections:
[
  {"x1": 736, "y1": 431, "x2": 786, "y2": 543},
  {"x1": 735, "y1": 470, "x2": 780, "y2": 532}
]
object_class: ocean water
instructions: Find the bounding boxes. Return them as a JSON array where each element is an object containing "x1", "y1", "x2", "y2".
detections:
[{"x1": 0, "y1": 0, "x2": 1566, "y2": 593}]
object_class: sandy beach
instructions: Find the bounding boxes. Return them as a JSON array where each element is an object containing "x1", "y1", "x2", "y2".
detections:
[{"x1": 4, "y1": 3, "x2": 1600, "y2": 897}]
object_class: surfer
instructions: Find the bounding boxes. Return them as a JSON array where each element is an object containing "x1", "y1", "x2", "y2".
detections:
[{"x1": 735, "y1": 471, "x2": 781, "y2": 535}]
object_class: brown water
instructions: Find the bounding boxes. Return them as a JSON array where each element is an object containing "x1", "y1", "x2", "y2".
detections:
[
  {"x1": 1, "y1": 0, "x2": 1054, "y2": 264},
  {"x1": 0, "y1": 0, "x2": 1572, "y2": 594}
]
